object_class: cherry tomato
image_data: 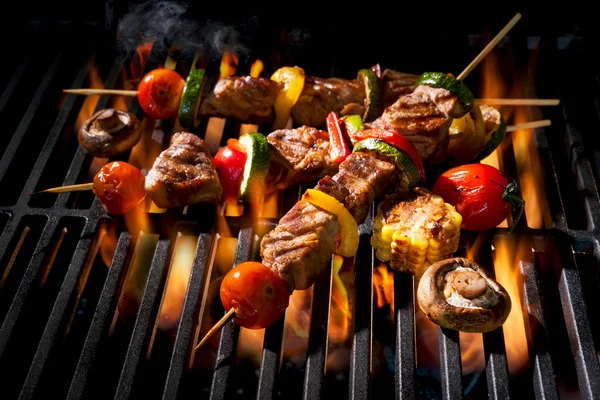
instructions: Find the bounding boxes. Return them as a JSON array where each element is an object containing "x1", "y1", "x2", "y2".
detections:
[
  {"x1": 93, "y1": 161, "x2": 146, "y2": 214},
  {"x1": 220, "y1": 261, "x2": 290, "y2": 329},
  {"x1": 431, "y1": 163, "x2": 524, "y2": 233},
  {"x1": 137, "y1": 68, "x2": 185, "y2": 120},
  {"x1": 214, "y1": 139, "x2": 247, "y2": 201}
]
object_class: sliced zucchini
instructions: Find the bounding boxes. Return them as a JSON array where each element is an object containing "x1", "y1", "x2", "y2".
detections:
[
  {"x1": 416, "y1": 72, "x2": 474, "y2": 118},
  {"x1": 178, "y1": 64, "x2": 206, "y2": 129},
  {"x1": 238, "y1": 132, "x2": 270, "y2": 204},
  {"x1": 357, "y1": 69, "x2": 380, "y2": 122},
  {"x1": 341, "y1": 114, "x2": 364, "y2": 145}
]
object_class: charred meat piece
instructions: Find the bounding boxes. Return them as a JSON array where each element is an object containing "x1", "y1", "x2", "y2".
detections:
[
  {"x1": 145, "y1": 132, "x2": 222, "y2": 208},
  {"x1": 266, "y1": 126, "x2": 337, "y2": 190},
  {"x1": 291, "y1": 76, "x2": 366, "y2": 128},
  {"x1": 260, "y1": 198, "x2": 341, "y2": 291},
  {"x1": 381, "y1": 69, "x2": 419, "y2": 108},
  {"x1": 261, "y1": 152, "x2": 400, "y2": 291},
  {"x1": 370, "y1": 85, "x2": 459, "y2": 164},
  {"x1": 199, "y1": 76, "x2": 283, "y2": 125},
  {"x1": 333, "y1": 152, "x2": 399, "y2": 224}
]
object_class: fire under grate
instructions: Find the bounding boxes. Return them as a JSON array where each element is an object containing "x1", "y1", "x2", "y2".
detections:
[{"x1": 0, "y1": 16, "x2": 599, "y2": 400}]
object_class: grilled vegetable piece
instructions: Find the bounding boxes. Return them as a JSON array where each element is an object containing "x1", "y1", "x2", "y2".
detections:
[
  {"x1": 371, "y1": 188, "x2": 462, "y2": 276},
  {"x1": 271, "y1": 66, "x2": 306, "y2": 130},
  {"x1": 447, "y1": 104, "x2": 486, "y2": 164},
  {"x1": 238, "y1": 132, "x2": 270, "y2": 204},
  {"x1": 78, "y1": 108, "x2": 141, "y2": 157},
  {"x1": 473, "y1": 105, "x2": 507, "y2": 162},
  {"x1": 416, "y1": 72, "x2": 474, "y2": 118},
  {"x1": 178, "y1": 64, "x2": 206, "y2": 129},
  {"x1": 357, "y1": 68, "x2": 380, "y2": 122},
  {"x1": 417, "y1": 257, "x2": 512, "y2": 332},
  {"x1": 302, "y1": 188, "x2": 359, "y2": 257},
  {"x1": 326, "y1": 112, "x2": 352, "y2": 163}
]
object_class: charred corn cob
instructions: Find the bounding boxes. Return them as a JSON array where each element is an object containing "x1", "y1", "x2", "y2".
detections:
[{"x1": 371, "y1": 187, "x2": 462, "y2": 276}]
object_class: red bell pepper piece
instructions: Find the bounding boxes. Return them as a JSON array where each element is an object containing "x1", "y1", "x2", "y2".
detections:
[
  {"x1": 326, "y1": 112, "x2": 352, "y2": 163},
  {"x1": 352, "y1": 128, "x2": 426, "y2": 184}
]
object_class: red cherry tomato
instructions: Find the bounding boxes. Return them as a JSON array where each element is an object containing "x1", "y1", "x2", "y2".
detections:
[
  {"x1": 214, "y1": 139, "x2": 247, "y2": 201},
  {"x1": 92, "y1": 161, "x2": 146, "y2": 214},
  {"x1": 220, "y1": 261, "x2": 290, "y2": 329},
  {"x1": 137, "y1": 68, "x2": 185, "y2": 120},
  {"x1": 431, "y1": 163, "x2": 524, "y2": 233}
]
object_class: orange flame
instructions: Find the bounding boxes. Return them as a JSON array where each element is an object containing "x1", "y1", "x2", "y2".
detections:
[
  {"x1": 281, "y1": 287, "x2": 312, "y2": 366},
  {"x1": 493, "y1": 234, "x2": 530, "y2": 375},
  {"x1": 74, "y1": 62, "x2": 103, "y2": 132},
  {"x1": 250, "y1": 59, "x2": 264, "y2": 78},
  {"x1": 373, "y1": 262, "x2": 394, "y2": 321},
  {"x1": 130, "y1": 42, "x2": 154, "y2": 80},
  {"x1": 220, "y1": 52, "x2": 239, "y2": 79},
  {"x1": 328, "y1": 255, "x2": 353, "y2": 344},
  {"x1": 157, "y1": 234, "x2": 197, "y2": 331}
]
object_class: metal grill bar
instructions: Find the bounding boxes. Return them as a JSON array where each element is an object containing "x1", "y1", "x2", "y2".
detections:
[
  {"x1": 302, "y1": 270, "x2": 332, "y2": 400},
  {"x1": 115, "y1": 237, "x2": 172, "y2": 399},
  {"x1": 257, "y1": 317, "x2": 285, "y2": 399},
  {"x1": 0, "y1": 218, "x2": 56, "y2": 357},
  {"x1": 0, "y1": 47, "x2": 65, "y2": 185},
  {"x1": 521, "y1": 260, "x2": 559, "y2": 400},
  {"x1": 438, "y1": 328, "x2": 463, "y2": 399},
  {"x1": 209, "y1": 219, "x2": 254, "y2": 399},
  {"x1": 162, "y1": 230, "x2": 214, "y2": 399},
  {"x1": 19, "y1": 219, "x2": 99, "y2": 398},
  {"x1": 394, "y1": 272, "x2": 415, "y2": 400},
  {"x1": 349, "y1": 213, "x2": 374, "y2": 400},
  {"x1": 67, "y1": 231, "x2": 132, "y2": 400}
]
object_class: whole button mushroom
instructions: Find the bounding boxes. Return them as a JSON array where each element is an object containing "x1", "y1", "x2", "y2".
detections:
[
  {"x1": 416, "y1": 257, "x2": 511, "y2": 332},
  {"x1": 78, "y1": 108, "x2": 142, "y2": 157}
]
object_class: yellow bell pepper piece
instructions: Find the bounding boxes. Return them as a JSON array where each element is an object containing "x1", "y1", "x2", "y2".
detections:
[
  {"x1": 302, "y1": 189, "x2": 359, "y2": 257},
  {"x1": 271, "y1": 66, "x2": 305, "y2": 130}
]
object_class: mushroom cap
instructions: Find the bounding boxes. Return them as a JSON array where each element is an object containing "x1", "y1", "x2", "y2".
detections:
[
  {"x1": 78, "y1": 108, "x2": 142, "y2": 157},
  {"x1": 416, "y1": 257, "x2": 511, "y2": 333}
]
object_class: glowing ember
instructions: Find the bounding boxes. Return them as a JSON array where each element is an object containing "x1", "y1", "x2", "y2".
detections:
[{"x1": 157, "y1": 234, "x2": 198, "y2": 331}]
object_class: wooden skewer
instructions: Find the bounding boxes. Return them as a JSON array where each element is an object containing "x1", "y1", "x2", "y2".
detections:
[
  {"x1": 449, "y1": 119, "x2": 551, "y2": 140},
  {"x1": 63, "y1": 89, "x2": 138, "y2": 96},
  {"x1": 475, "y1": 98, "x2": 560, "y2": 106},
  {"x1": 195, "y1": 307, "x2": 236, "y2": 351},
  {"x1": 457, "y1": 13, "x2": 522, "y2": 81},
  {"x1": 31, "y1": 182, "x2": 94, "y2": 195},
  {"x1": 505, "y1": 119, "x2": 551, "y2": 132}
]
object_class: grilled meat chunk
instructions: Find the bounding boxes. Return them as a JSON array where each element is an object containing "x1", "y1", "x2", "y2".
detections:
[
  {"x1": 381, "y1": 69, "x2": 419, "y2": 108},
  {"x1": 145, "y1": 132, "x2": 222, "y2": 208},
  {"x1": 260, "y1": 199, "x2": 341, "y2": 291},
  {"x1": 199, "y1": 76, "x2": 283, "y2": 124},
  {"x1": 266, "y1": 126, "x2": 337, "y2": 190},
  {"x1": 291, "y1": 76, "x2": 365, "y2": 128},
  {"x1": 370, "y1": 85, "x2": 458, "y2": 164},
  {"x1": 333, "y1": 152, "x2": 399, "y2": 224}
]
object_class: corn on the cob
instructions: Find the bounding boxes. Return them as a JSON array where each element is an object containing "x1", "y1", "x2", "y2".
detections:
[{"x1": 371, "y1": 187, "x2": 462, "y2": 276}]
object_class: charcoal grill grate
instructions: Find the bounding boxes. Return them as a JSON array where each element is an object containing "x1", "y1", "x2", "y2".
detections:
[{"x1": 0, "y1": 18, "x2": 599, "y2": 400}]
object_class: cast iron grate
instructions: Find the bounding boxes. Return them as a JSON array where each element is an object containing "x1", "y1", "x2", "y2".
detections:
[{"x1": 0, "y1": 19, "x2": 599, "y2": 400}]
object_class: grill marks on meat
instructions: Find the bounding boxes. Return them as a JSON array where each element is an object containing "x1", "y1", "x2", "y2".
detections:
[
  {"x1": 266, "y1": 126, "x2": 337, "y2": 190},
  {"x1": 291, "y1": 76, "x2": 365, "y2": 128},
  {"x1": 333, "y1": 153, "x2": 398, "y2": 224},
  {"x1": 371, "y1": 85, "x2": 459, "y2": 164},
  {"x1": 145, "y1": 132, "x2": 222, "y2": 208},
  {"x1": 260, "y1": 152, "x2": 399, "y2": 291},
  {"x1": 199, "y1": 76, "x2": 283, "y2": 125}
]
